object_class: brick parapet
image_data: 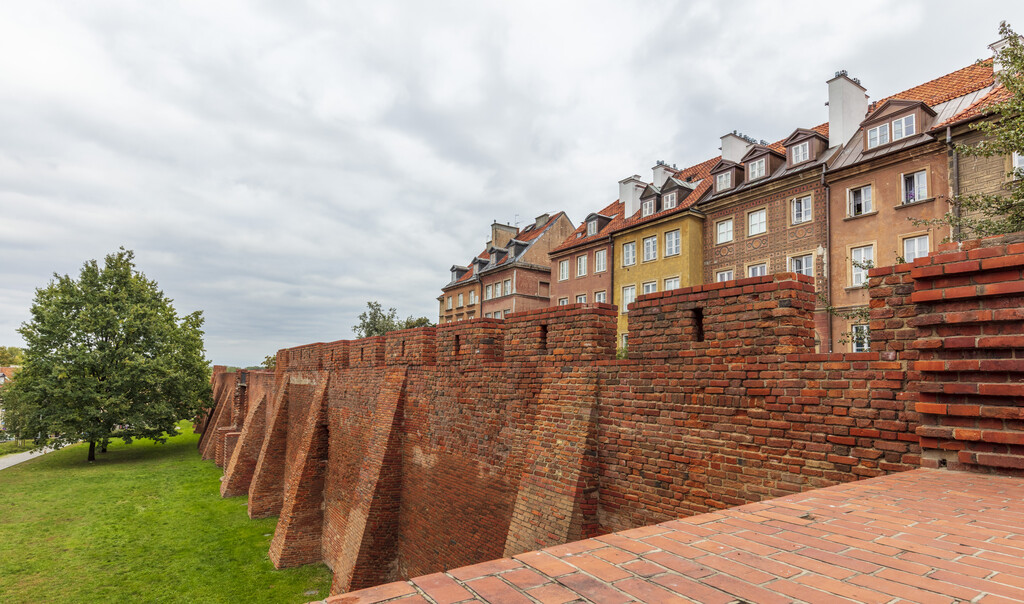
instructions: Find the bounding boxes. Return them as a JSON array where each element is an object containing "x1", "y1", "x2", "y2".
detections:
[
  {"x1": 900, "y1": 233, "x2": 1024, "y2": 474},
  {"x1": 200, "y1": 233, "x2": 1024, "y2": 595}
]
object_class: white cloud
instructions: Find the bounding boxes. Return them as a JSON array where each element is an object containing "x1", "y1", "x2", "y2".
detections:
[{"x1": 1, "y1": 0, "x2": 1021, "y2": 365}]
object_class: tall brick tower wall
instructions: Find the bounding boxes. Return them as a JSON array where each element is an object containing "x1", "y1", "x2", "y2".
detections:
[{"x1": 197, "y1": 233, "x2": 1024, "y2": 596}]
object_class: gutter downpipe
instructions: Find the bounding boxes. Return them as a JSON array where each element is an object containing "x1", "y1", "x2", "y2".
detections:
[
  {"x1": 947, "y1": 126, "x2": 961, "y2": 240},
  {"x1": 822, "y1": 162, "x2": 833, "y2": 353}
]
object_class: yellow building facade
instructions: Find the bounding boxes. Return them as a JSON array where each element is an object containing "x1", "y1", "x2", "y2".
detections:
[{"x1": 612, "y1": 210, "x2": 704, "y2": 345}]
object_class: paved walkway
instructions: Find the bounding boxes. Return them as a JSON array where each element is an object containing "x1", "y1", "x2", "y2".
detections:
[
  {"x1": 324, "y1": 469, "x2": 1024, "y2": 604},
  {"x1": 0, "y1": 446, "x2": 57, "y2": 471}
]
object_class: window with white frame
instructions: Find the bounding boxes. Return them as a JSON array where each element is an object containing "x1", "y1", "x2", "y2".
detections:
[
  {"x1": 867, "y1": 123, "x2": 889, "y2": 148},
  {"x1": 851, "y1": 324, "x2": 870, "y2": 352},
  {"x1": 558, "y1": 259, "x2": 569, "y2": 281},
  {"x1": 716, "y1": 172, "x2": 732, "y2": 192},
  {"x1": 621, "y1": 285, "x2": 636, "y2": 312},
  {"x1": 447, "y1": 296, "x2": 452, "y2": 310},
  {"x1": 748, "y1": 157, "x2": 766, "y2": 180},
  {"x1": 748, "y1": 208, "x2": 767, "y2": 236},
  {"x1": 558, "y1": 297, "x2": 568, "y2": 306},
  {"x1": 622, "y1": 242, "x2": 636, "y2": 266},
  {"x1": 792, "y1": 195, "x2": 812, "y2": 224},
  {"x1": 642, "y1": 281, "x2": 657, "y2": 295},
  {"x1": 587, "y1": 220, "x2": 598, "y2": 236},
  {"x1": 485, "y1": 284, "x2": 492, "y2": 300},
  {"x1": 594, "y1": 249, "x2": 607, "y2": 272},
  {"x1": 1014, "y1": 152, "x2": 1024, "y2": 176},
  {"x1": 458, "y1": 293, "x2": 464, "y2": 307},
  {"x1": 901, "y1": 170, "x2": 927, "y2": 204},
  {"x1": 643, "y1": 236, "x2": 657, "y2": 262},
  {"x1": 849, "y1": 185, "x2": 872, "y2": 216},
  {"x1": 642, "y1": 198, "x2": 656, "y2": 217},
  {"x1": 662, "y1": 192, "x2": 677, "y2": 209},
  {"x1": 621, "y1": 333, "x2": 628, "y2": 349},
  {"x1": 577, "y1": 254, "x2": 587, "y2": 277},
  {"x1": 716, "y1": 269, "x2": 734, "y2": 282},
  {"x1": 664, "y1": 230, "x2": 680, "y2": 256},
  {"x1": 851, "y1": 245, "x2": 874, "y2": 286},
  {"x1": 595, "y1": 290, "x2": 606, "y2": 303},
  {"x1": 469, "y1": 291, "x2": 476, "y2": 305},
  {"x1": 892, "y1": 114, "x2": 916, "y2": 141},
  {"x1": 791, "y1": 141, "x2": 809, "y2": 164},
  {"x1": 790, "y1": 254, "x2": 813, "y2": 277},
  {"x1": 903, "y1": 234, "x2": 929, "y2": 262},
  {"x1": 664, "y1": 277, "x2": 680, "y2": 290},
  {"x1": 576, "y1": 294, "x2": 586, "y2": 303},
  {"x1": 748, "y1": 263, "x2": 768, "y2": 277},
  {"x1": 716, "y1": 219, "x2": 733, "y2": 244},
  {"x1": 503, "y1": 279, "x2": 511, "y2": 295}
]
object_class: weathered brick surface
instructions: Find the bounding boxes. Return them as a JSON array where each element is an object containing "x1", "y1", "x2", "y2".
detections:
[
  {"x1": 903, "y1": 233, "x2": 1024, "y2": 475},
  {"x1": 196, "y1": 234, "x2": 1024, "y2": 596},
  {"x1": 324, "y1": 469, "x2": 1024, "y2": 604}
]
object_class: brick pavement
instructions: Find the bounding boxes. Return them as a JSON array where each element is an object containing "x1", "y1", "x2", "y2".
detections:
[{"x1": 322, "y1": 469, "x2": 1024, "y2": 603}]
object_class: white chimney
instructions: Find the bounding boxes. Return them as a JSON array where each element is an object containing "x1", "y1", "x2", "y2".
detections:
[
  {"x1": 534, "y1": 213, "x2": 550, "y2": 229},
  {"x1": 989, "y1": 36, "x2": 1021, "y2": 74},
  {"x1": 720, "y1": 133, "x2": 752, "y2": 163},
  {"x1": 618, "y1": 174, "x2": 646, "y2": 218},
  {"x1": 827, "y1": 71, "x2": 868, "y2": 148},
  {"x1": 652, "y1": 161, "x2": 673, "y2": 188}
]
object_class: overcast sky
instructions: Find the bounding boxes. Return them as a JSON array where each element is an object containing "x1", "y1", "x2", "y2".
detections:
[{"x1": 1, "y1": 1, "x2": 1022, "y2": 366}]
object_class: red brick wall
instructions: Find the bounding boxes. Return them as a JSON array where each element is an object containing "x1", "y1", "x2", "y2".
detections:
[{"x1": 197, "y1": 233, "x2": 1024, "y2": 595}]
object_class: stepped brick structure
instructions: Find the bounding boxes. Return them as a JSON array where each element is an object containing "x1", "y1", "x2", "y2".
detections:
[{"x1": 198, "y1": 233, "x2": 1024, "y2": 597}]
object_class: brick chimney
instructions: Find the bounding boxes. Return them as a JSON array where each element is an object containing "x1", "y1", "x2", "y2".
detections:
[
  {"x1": 619, "y1": 175, "x2": 646, "y2": 218},
  {"x1": 490, "y1": 221, "x2": 517, "y2": 249},
  {"x1": 827, "y1": 71, "x2": 868, "y2": 148}
]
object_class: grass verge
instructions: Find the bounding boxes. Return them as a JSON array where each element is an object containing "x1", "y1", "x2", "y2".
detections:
[
  {"x1": 0, "y1": 421, "x2": 331, "y2": 603},
  {"x1": 0, "y1": 440, "x2": 37, "y2": 457}
]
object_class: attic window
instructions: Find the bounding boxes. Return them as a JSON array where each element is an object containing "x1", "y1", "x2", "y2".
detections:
[
  {"x1": 867, "y1": 124, "x2": 889, "y2": 149},
  {"x1": 748, "y1": 158, "x2": 766, "y2": 180},
  {"x1": 715, "y1": 172, "x2": 731, "y2": 192},
  {"x1": 893, "y1": 114, "x2": 916, "y2": 141},
  {"x1": 641, "y1": 198, "x2": 655, "y2": 217},
  {"x1": 586, "y1": 220, "x2": 597, "y2": 236},
  {"x1": 663, "y1": 192, "x2": 677, "y2": 209},
  {"x1": 791, "y1": 142, "x2": 809, "y2": 164}
]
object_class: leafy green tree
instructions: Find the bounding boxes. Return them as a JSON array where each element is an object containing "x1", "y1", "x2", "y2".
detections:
[
  {"x1": 1, "y1": 249, "x2": 211, "y2": 461},
  {"x1": 352, "y1": 301, "x2": 433, "y2": 338},
  {"x1": 942, "y1": 22, "x2": 1024, "y2": 239},
  {"x1": 0, "y1": 346, "x2": 24, "y2": 366},
  {"x1": 260, "y1": 354, "x2": 276, "y2": 370}
]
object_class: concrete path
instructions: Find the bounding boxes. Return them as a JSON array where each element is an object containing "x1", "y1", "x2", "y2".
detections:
[
  {"x1": 324, "y1": 469, "x2": 1024, "y2": 604},
  {"x1": 0, "y1": 446, "x2": 57, "y2": 471}
]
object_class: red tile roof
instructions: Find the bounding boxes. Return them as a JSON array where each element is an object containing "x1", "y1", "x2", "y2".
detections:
[
  {"x1": 550, "y1": 200, "x2": 623, "y2": 254},
  {"x1": 514, "y1": 212, "x2": 564, "y2": 243},
  {"x1": 870, "y1": 59, "x2": 994, "y2": 114},
  {"x1": 0, "y1": 366, "x2": 18, "y2": 382}
]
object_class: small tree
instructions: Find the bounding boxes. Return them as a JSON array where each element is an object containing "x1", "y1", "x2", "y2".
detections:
[
  {"x1": 1, "y1": 249, "x2": 212, "y2": 461},
  {"x1": 0, "y1": 346, "x2": 24, "y2": 366},
  {"x1": 353, "y1": 301, "x2": 434, "y2": 338},
  {"x1": 260, "y1": 355, "x2": 276, "y2": 370},
  {"x1": 938, "y1": 22, "x2": 1024, "y2": 240}
]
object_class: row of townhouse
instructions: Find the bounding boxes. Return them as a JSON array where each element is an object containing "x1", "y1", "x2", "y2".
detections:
[{"x1": 441, "y1": 39, "x2": 1017, "y2": 352}]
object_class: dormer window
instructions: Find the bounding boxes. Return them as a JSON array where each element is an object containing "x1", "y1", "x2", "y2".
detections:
[
  {"x1": 641, "y1": 198, "x2": 656, "y2": 217},
  {"x1": 892, "y1": 114, "x2": 916, "y2": 141},
  {"x1": 715, "y1": 172, "x2": 731, "y2": 192},
  {"x1": 791, "y1": 142, "x2": 809, "y2": 164},
  {"x1": 867, "y1": 124, "x2": 889, "y2": 149},
  {"x1": 663, "y1": 192, "x2": 677, "y2": 209},
  {"x1": 748, "y1": 158, "x2": 766, "y2": 180},
  {"x1": 586, "y1": 220, "x2": 597, "y2": 236}
]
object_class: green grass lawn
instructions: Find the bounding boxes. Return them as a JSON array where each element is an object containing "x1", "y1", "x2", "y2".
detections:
[
  {"x1": 0, "y1": 422, "x2": 332, "y2": 603},
  {"x1": 0, "y1": 440, "x2": 37, "y2": 457}
]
